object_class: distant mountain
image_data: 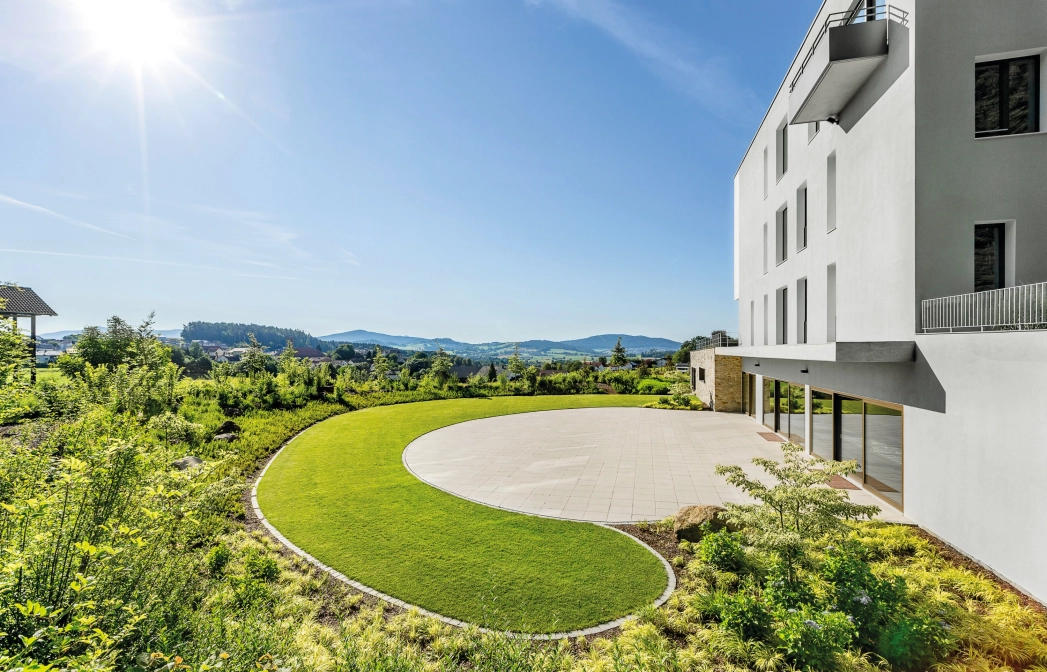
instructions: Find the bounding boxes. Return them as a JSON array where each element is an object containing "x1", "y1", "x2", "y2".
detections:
[
  {"x1": 38, "y1": 328, "x2": 182, "y2": 340},
  {"x1": 560, "y1": 334, "x2": 682, "y2": 353},
  {"x1": 318, "y1": 330, "x2": 681, "y2": 358},
  {"x1": 318, "y1": 330, "x2": 469, "y2": 350}
]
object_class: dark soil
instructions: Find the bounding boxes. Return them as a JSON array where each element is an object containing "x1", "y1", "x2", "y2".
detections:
[{"x1": 613, "y1": 523, "x2": 688, "y2": 583}]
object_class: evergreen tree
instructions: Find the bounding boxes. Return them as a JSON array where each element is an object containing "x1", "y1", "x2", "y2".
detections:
[
  {"x1": 371, "y1": 345, "x2": 391, "y2": 381},
  {"x1": 487, "y1": 360, "x2": 497, "y2": 382},
  {"x1": 610, "y1": 337, "x2": 628, "y2": 367},
  {"x1": 508, "y1": 344, "x2": 526, "y2": 377}
]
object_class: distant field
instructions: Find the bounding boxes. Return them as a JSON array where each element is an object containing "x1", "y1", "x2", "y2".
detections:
[{"x1": 35, "y1": 368, "x2": 66, "y2": 383}]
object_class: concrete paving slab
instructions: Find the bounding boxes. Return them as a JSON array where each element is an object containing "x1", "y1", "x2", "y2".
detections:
[{"x1": 403, "y1": 407, "x2": 909, "y2": 524}]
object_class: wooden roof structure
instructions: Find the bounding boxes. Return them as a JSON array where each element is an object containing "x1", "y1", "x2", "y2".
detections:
[{"x1": 0, "y1": 285, "x2": 57, "y2": 317}]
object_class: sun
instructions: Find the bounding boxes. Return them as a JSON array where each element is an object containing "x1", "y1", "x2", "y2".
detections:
[{"x1": 78, "y1": 0, "x2": 184, "y2": 65}]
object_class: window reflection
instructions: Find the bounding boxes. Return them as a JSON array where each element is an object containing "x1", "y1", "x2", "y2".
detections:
[
  {"x1": 811, "y1": 389, "x2": 833, "y2": 460},
  {"x1": 789, "y1": 383, "x2": 806, "y2": 447},
  {"x1": 864, "y1": 403, "x2": 903, "y2": 506},
  {"x1": 838, "y1": 396, "x2": 863, "y2": 477}
]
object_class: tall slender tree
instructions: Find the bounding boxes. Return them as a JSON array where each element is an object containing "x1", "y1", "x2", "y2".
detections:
[{"x1": 610, "y1": 337, "x2": 628, "y2": 367}]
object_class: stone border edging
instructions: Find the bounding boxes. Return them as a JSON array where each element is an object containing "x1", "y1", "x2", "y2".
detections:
[{"x1": 251, "y1": 410, "x2": 676, "y2": 640}]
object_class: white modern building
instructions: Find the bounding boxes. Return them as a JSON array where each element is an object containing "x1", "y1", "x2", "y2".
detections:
[{"x1": 725, "y1": 0, "x2": 1047, "y2": 603}]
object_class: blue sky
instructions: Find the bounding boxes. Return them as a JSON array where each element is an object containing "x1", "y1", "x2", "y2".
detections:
[{"x1": 1, "y1": 0, "x2": 820, "y2": 343}]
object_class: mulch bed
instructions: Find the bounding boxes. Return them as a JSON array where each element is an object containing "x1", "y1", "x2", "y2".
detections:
[{"x1": 613, "y1": 524, "x2": 686, "y2": 583}]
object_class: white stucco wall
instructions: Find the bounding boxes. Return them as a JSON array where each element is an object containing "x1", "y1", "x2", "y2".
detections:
[
  {"x1": 905, "y1": 332, "x2": 1047, "y2": 603},
  {"x1": 735, "y1": 0, "x2": 917, "y2": 350}
]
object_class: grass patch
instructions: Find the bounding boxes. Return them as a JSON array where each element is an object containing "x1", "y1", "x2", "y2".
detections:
[
  {"x1": 33, "y1": 367, "x2": 66, "y2": 384},
  {"x1": 256, "y1": 395, "x2": 668, "y2": 634}
]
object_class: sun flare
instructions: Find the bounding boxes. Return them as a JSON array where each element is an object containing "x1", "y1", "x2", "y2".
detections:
[{"x1": 78, "y1": 0, "x2": 184, "y2": 65}]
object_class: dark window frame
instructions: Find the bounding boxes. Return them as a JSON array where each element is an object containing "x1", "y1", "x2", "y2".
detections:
[
  {"x1": 975, "y1": 56, "x2": 1040, "y2": 138},
  {"x1": 974, "y1": 223, "x2": 1006, "y2": 292}
]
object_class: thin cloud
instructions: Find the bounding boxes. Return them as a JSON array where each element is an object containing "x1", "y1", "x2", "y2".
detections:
[
  {"x1": 0, "y1": 248, "x2": 297, "y2": 281},
  {"x1": 0, "y1": 193, "x2": 130, "y2": 239},
  {"x1": 528, "y1": 0, "x2": 760, "y2": 123},
  {"x1": 337, "y1": 247, "x2": 361, "y2": 266}
]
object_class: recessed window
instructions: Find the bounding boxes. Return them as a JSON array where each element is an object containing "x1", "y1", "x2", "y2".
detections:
[
  {"x1": 797, "y1": 185, "x2": 808, "y2": 251},
  {"x1": 750, "y1": 300, "x2": 755, "y2": 346},
  {"x1": 827, "y1": 263, "x2": 837, "y2": 343},
  {"x1": 698, "y1": 367, "x2": 706, "y2": 382},
  {"x1": 808, "y1": 121, "x2": 820, "y2": 142},
  {"x1": 763, "y1": 223, "x2": 769, "y2": 274},
  {"x1": 974, "y1": 223, "x2": 1006, "y2": 291},
  {"x1": 763, "y1": 147, "x2": 769, "y2": 199},
  {"x1": 763, "y1": 294, "x2": 769, "y2": 345},
  {"x1": 797, "y1": 277, "x2": 808, "y2": 344},
  {"x1": 776, "y1": 119, "x2": 789, "y2": 181},
  {"x1": 827, "y1": 152, "x2": 837, "y2": 232},
  {"x1": 776, "y1": 285, "x2": 789, "y2": 345},
  {"x1": 976, "y1": 57, "x2": 1040, "y2": 137},
  {"x1": 776, "y1": 207, "x2": 789, "y2": 265}
]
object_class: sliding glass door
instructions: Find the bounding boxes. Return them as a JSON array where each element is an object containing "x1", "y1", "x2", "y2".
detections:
[
  {"x1": 810, "y1": 389, "x2": 833, "y2": 460},
  {"x1": 864, "y1": 402, "x2": 903, "y2": 507}
]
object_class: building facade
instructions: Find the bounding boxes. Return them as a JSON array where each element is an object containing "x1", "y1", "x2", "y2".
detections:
[{"x1": 728, "y1": 0, "x2": 1047, "y2": 602}]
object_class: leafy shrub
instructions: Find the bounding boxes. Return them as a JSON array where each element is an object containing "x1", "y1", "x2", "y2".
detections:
[
  {"x1": 776, "y1": 606, "x2": 855, "y2": 670},
  {"x1": 637, "y1": 379, "x2": 670, "y2": 395},
  {"x1": 697, "y1": 529, "x2": 745, "y2": 572},
  {"x1": 206, "y1": 544, "x2": 232, "y2": 577},
  {"x1": 763, "y1": 561, "x2": 817, "y2": 610},
  {"x1": 719, "y1": 590, "x2": 773, "y2": 641},
  {"x1": 822, "y1": 541, "x2": 906, "y2": 646},
  {"x1": 243, "y1": 550, "x2": 280, "y2": 582},
  {"x1": 875, "y1": 614, "x2": 951, "y2": 670},
  {"x1": 602, "y1": 370, "x2": 637, "y2": 394}
]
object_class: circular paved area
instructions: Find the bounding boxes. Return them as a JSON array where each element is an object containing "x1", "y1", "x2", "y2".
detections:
[
  {"x1": 404, "y1": 407, "x2": 908, "y2": 524},
  {"x1": 404, "y1": 407, "x2": 780, "y2": 523}
]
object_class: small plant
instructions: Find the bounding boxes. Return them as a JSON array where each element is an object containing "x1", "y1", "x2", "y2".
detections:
[
  {"x1": 206, "y1": 544, "x2": 232, "y2": 577},
  {"x1": 719, "y1": 589, "x2": 773, "y2": 641},
  {"x1": 697, "y1": 529, "x2": 745, "y2": 572},
  {"x1": 776, "y1": 606, "x2": 856, "y2": 670},
  {"x1": 243, "y1": 550, "x2": 280, "y2": 583}
]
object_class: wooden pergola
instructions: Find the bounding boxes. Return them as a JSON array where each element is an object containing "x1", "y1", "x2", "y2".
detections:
[{"x1": 0, "y1": 285, "x2": 57, "y2": 383}]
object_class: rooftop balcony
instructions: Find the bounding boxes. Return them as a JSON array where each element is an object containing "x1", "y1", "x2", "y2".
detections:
[
  {"x1": 788, "y1": 4, "x2": 908, "y2": 125},
  {"x1": 922, "y1": 282, "x2": 1047, "y2": 333}
]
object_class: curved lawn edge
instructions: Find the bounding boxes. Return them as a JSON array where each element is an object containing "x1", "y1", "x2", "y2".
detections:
[{"x1": 253, "y1": 397, "x2": 674, "y2": 637}]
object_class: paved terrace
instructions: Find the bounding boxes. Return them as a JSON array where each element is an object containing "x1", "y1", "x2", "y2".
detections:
[{"x1": 403, "y1": 407, "x2": 909, "y2": 524}]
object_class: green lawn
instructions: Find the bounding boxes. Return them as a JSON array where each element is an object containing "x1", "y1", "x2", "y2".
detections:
[
  {"x1": 256, "y1": 395, "x2": 668, "y2": 634},
  {"x1": 34, "y1": 368, "x2": 66, "y2": 384}
]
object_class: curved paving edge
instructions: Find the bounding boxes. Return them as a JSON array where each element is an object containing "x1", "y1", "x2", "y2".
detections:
[{"x1": 251, "y1": 414, "x2": 677, "y2": 641}]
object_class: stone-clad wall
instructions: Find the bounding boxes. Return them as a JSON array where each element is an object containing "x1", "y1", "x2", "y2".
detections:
[{"x1": 689, "y1": 349, "x2": 742, "y2": 412}]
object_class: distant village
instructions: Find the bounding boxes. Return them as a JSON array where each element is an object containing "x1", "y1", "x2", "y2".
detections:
[{"x1": 34, "y1": 333, "x2": 687, "y2": 383}]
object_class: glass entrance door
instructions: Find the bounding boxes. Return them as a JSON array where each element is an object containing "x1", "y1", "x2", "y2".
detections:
[{"x1": 864, "y1": 402, "x2": 903, "y2": 507}]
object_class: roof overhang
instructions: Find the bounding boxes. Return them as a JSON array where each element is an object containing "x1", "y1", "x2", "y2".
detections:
[{"x1": 716, "y1": 341, "x2": 915, "y2": 363}]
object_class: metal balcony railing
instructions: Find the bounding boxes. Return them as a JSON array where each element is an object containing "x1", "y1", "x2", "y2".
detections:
[
  {"x1": 789, "y1": 3, "x2": 909, "y2": 93},
  {"x1": 694, "y1": 332, "x2": 739, "y2": 351},
  {"x1": 922, "y1": 282, "x2": 1047, "y2": 332}
]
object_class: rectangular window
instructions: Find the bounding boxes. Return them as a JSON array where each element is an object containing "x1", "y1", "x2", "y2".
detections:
[
  {"x1": 797, "y1": 277, "x2": 808, "y2": 344},
  {"x1": 974, "y1": 223, "x2": 1006, "y2": 291},
  {"x1": 763, "y1": 377, "x2": 776, "y2": 430},
  {"x1": 763, "y1": 223, "x2": 769, "y2": 274},
  {"x1": 698, "y1": 367, "x2": 706, "y2": 382},
  {"x1": 827, "y1": 152, "x2": 837, "y2": 232},
  {"x1": 808, "y1": 121, "x2": 820, "y2": 142},
  {"x1": 864, "y1": 401, "x2": 903, "y2": 508},
  {"x1": 750, "y1": 300, "x2": 755, "y2": 346},
  {"x1": 797, "y1": 185, "x2": 808, "y2": 251},
  {"x1": 763, "y1": 294, "x2": 769, "y2": 345},
  {"x1": 788, "y1": 383, "x2": 806, "y2": 447},
  {"x1": 763, "y1": 147, "x2": 769, "y2": 199},
  {"x1": 827, "y1": 263, "x2": 837, "y2": 342},
  {"x1": 976, "y1": 57, "x2": 1040, "y2": 137},
  {"x1": 777, "y1": 381, "x2": 790, "y2": 438},
  {"x1": 776, "y1": 286, "x2": 788, "y2": 345},
  {"x1": 776, "y1": 207, "x2": 788, "y2": 265},
  {"x1": 776, "y1": 120, "x2": 789, "y2": 180},
  {"x1": 691, "y1": 368, "x2": 696, "y2": 388},
  {"x1": 836, "y1": 394, "x2": 864, "y2": 475},
  {"x1": 811, "y1": 389, "x2": 833, "y2": 460}
]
